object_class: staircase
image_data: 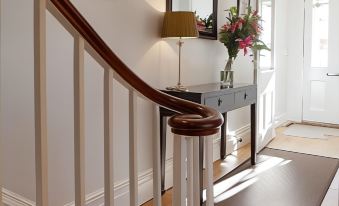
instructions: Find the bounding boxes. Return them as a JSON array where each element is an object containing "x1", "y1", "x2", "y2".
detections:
[{"x1": 0, "y1": 0, "x2": 223, "y2": 205}]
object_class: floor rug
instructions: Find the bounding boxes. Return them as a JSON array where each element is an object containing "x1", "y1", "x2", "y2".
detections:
[
  {"x1": 214, "y1": 148, "x2": 339, "y2": 206},
  {"x1": 283, "y1": 124, "x2": 339, "y2": 139},
  {"x1": 267, "y1": 127, "x2": 339, "y2": 159}
]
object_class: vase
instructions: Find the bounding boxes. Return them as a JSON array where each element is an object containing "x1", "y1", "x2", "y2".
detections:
[{"x1": 221, "y1": 58, "x2": 234, "y2": 87}]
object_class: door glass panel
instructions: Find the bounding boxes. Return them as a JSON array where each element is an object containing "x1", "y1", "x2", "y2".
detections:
[
  {"x1": 311, "y1": 0, "x2": 329, "y2": 68},
  {"x1": 259, "y1": 0, "x2": 272, "y2": 69}
]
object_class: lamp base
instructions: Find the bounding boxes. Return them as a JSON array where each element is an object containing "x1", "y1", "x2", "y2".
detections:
[{"x1": 166, "y1": 84, "x2": 188, "y2": 92}]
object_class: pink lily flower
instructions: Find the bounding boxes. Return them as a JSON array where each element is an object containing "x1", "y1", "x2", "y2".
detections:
[
  {"x1": 222, "y1": 24, "x2": 229, "y2": 32},
  {"x1": 230, "y1": 23, "x2": 238, "y2": 33},
  {"x1": 237, "y1": 19, "x2": 245, "y2": 29},
  {"x1": 236, "y1": 36, "x2": 253, "y2": 56},
  {"x1": 196, "y1": 20, "x2": 206, "y2": 31}
]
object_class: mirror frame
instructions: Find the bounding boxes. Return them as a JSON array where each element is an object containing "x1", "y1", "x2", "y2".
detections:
[
  {"x1": 166, "y1": 0, "x2": 218, "y2": 40},
  {"x1": 237, "y1": 0, "x2": 252, "y2": 15}
]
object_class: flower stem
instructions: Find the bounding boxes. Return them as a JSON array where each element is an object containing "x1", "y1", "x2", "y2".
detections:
[{"x1": 225, "y1": 58, "x2": 233, "y2": 71}]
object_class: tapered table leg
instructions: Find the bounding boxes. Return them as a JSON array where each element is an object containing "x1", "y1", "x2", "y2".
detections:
[
  {"x1": 199, "y1": 137, "x2": 204, "y2": 205},
  {"x1": 220, "y1": 113, "x2": 227, "y2": 159},
  {"x1": 160, "y1": 115, "x2": 167, "y2": 194},
  {"x1": 251, "y1": 103, "x2": 257, "y2": 165}
]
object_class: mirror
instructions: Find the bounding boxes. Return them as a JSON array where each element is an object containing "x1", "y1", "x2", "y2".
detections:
[
  {"x1": 166, "y1": 0, "x2": 218, "y2": 40},
  {"x1": 237, "y1": 0, "x2": 252, "y2": 15}
]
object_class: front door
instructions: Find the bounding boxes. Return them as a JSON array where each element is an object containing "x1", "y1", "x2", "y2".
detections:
[{"x1": 303, "y1": 0, "x2": 339, "y2": 124}]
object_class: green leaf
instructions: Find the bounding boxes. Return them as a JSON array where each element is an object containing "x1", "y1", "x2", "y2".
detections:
[
  {"x1": 252, "y1": 44, "x2": 270, "y2": 51},
  {"x1": 230, "y1": 7, "x2": 238, "y2": 16}
]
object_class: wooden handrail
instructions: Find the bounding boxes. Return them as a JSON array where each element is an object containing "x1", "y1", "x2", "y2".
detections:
[{"x1": 50, "y1": 0, "x2": 223, "y2": 136}]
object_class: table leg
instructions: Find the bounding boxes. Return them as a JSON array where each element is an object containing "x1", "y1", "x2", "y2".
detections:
[
  {"x1": 160, "y1": 115, "x2": 167, "y2": 194},
  {"x1": 220, "y1": 113, "x2": 227, "y2": 160},
  {"x1": 251, "y1": 103, "x2": 257, "y2": 165},
  {"x1": 199, "y1": 137, "x2": 204, "y2": 205}
]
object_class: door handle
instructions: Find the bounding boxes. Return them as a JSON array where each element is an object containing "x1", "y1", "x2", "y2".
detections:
[
  {"x1": 218, "y1": 98, "x2": 223, "y2": 106},
  {"x1": 327, "y1": 73, "x2": 339, "y2": 76},
  {"x1": 244, "y1": 93, "x2": 248, "y2": 100}
]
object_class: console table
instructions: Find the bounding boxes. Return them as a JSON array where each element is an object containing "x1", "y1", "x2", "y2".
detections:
[{"x1": 159, "y1": 83, "x2": 257, "y2": 203}]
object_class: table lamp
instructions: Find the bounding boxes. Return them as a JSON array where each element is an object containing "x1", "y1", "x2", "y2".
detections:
[{"x1": 162, "y1": 11, "x2": 199, "y2": 91}]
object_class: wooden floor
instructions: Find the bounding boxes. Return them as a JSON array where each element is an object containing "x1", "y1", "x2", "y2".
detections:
[
  {"x1": 142, "y1": 144, "x2": 251, "y2": 206},
  {"x1": 142, "y1": 146, "x2": 338, "y2": 206},
  {"x1": 142, "y1": 125, "x2": 339, "y2": 206}
]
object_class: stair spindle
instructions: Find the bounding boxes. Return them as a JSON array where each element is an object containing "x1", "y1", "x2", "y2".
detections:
[
  {"x1": 152, "y1": 105, "x2": 162, "y2": 206},
  {"x1": 186, "y1": 137, "x2": 194, "y2": 206},
  {"x1": 104, "y1": 69, "x2": 114, "y2": 205},
  {"x1": 193, "y1": 138, "x2": 200, "y2": 206},
  {"x1": 0, "y1": 0, "x2": 2, "y2": 201},
  {"x1": 0, "y1": 140, "x2": 2, "y2": 206},
  {"x1": 172, "y1": 134, "x2": 187, "y2": 206},
  {"x1": 74, "y1": 34, "x2": 86, "y2": 206},
  {"x1": 129, "y1": 90, "x2": 138, "y2": 206},
  {"x1": 205, "y1": 137, "x2": 214, "y2": 206},
  {"x1": 34, "y1": 0, "x2": 48, "y2": 205}
]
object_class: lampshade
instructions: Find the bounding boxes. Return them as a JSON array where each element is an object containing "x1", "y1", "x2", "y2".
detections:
[{"x1": 162, "y1": 11, "x2": 199, "y2": 38}]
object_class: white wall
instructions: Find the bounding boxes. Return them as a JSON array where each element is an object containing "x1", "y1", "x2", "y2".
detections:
[
  {"x1": 1, "y1": 0, "x2": 257, "y2": 205},
  {"x1": 1, "y1": 0, "x2": 36, "y2": 202}
]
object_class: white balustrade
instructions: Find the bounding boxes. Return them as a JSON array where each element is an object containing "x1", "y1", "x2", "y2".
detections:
[
  {"x1": 0, "y1": 136, "x2": 2, "y2": 206},
  {"x1": 104, "y1": 69, "x2": 114, "y2": 206},
  {"x1": 193, "y1": 138, "x2": 201, "y2": 206},
  {"x1": 34, "y1": 0, "x2": 48, "y2": 205},
  {"x1": 73, "y1": 34, "x2": 86, "y2": 206},
  {"x1": 172, "y1": 135, "x2": 214, "y2": 206},
  {"x1": 0, "y1": 0, "x2": 3, "y2": 202},
  {"x1": 152, "y1": 105, "x2": 162, "y2": 206},
  {"x1": 129, "y1": 90, "x2": 139, "y2": 206},
  {"x1": 32, "y1": 1, "x2": 213, "y2": 206},
  {"x1": 172, "y1": 134, "x2": 187, "y2": 206},
  {"x1": 205, "y1": 137, "x2": 214, "y2": 206},
  {"x1": 186, "y1": 137, "x2": 194, "y2": 206}
]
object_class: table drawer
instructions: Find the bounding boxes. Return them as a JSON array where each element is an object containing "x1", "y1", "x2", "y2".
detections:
[
  {"x1": 205, "y1": 93, "x2": 234, "y2": 112},
  {"x1": 235, "y1": 87, "x2": 256, "y2": 107}
]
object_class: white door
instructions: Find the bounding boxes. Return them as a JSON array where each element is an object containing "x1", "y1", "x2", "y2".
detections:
[
  {"x1": 256, "y1": 0, "x2": 276, "y2": 150},
  {"x1": 303, "y1": 0, "x2": 339, "y2": 124}
]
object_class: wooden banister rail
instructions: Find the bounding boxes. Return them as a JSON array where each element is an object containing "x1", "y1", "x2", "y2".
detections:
[
  {"x1": 49, "y1": 0, "x2": 224, "y2": 136},
  {"x1": 27, "y1": 0, "x2": 223, "y2": 205}
]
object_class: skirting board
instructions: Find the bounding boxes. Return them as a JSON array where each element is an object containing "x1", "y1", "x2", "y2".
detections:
[
  {"x1": 1, "y1": 160, "x2": 173, "y2": 206},
  {"x1": 274, "y1": 113, "x2": 288, "y2": 128},
  {"x1": 256, "y1": 113, "x2": 288, "y2": 152},
  {"x1": 2, "y1": 188, "x2": 35, "y2": 206},
  {"x1": 1, "y1": 124, "x2": 252, "y2": 206}
]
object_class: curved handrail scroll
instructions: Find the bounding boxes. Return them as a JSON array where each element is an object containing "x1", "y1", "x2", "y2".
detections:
[{"x1": 50, "y1": 0, "x2": 223, "y2": 136}]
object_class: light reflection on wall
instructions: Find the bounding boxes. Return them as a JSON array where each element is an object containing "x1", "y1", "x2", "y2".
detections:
[{"x1": 145, "y1": 0, "x2": 166, "y2": 12}]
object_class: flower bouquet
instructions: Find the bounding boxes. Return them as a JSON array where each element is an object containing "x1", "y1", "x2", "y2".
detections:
[{"x1": 219, "y1": 6, "x2": 269, "y2": 86}]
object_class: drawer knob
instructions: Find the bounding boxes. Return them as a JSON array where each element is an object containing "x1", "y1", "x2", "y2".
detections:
[
  {"x1": 218, "y1": 98, "x2": 222, "y2": 106},
  {"x1": 244, "y1": 93, "x2": 248, "y2": 99}
]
